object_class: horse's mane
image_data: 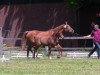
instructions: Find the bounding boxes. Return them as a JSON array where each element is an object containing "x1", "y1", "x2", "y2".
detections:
[{"x1": 52, "y1": 24, "x2": 65, "y2": 33}]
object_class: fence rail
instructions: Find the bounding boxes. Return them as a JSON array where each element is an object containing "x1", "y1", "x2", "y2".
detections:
[
  {"x1": 0, "y1": 37, "x2": 94, "y2": 59},
  {"x1": 63, "y1": 37, "x2": 93, "y2": 39},
  {"x1": 2, "y1": 37, "x2": 93, "y2": 40},
  {"x1": 2, "y1": 37, "x2": 93, "y2": 50}
]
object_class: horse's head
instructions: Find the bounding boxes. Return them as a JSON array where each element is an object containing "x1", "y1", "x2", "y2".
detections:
[
  {"x1": 63, "y1": 22, "x2": 74, "y2": 33},
  {"x1": 52, "y1": 22, "x2": 74, "y2": 40},
  {"x1": 52, "y1": 24, "x2": 65, "y2": 39}
]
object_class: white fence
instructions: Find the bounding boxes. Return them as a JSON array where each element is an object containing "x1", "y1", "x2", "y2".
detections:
[
  {"x1": 2, "y1": 36, "x2": 93, "y2": 49},
  {"x1": 63, "y1": 37, "x2": 93, "y2": 39},
  {"x1": 0, "y1": 36, "x2": 93, "y2": 51},
  {"x1": 0, "y1": 27, "x2": 95, "y2": 59}
]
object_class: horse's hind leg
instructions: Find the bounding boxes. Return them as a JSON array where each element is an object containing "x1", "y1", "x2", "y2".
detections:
[
  {"x1": 27, "y1": 46, "x2": 33, "y2": 58},
  {"x1": 48, "y1": 47, "x2": 52, "y2": 59},
  {"x1": 27, "y1": 46, "x2": 30, "y2": 58},
  {"x1": 32, "y1": 46, "x2": 39, "y2": 59}
]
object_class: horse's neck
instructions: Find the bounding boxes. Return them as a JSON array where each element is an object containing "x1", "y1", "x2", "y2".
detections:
[
  {"x1": 53, "y1": 25, "x2": 64, "y2": 34},
  {"x1": 51, "y1": 25, "x2": 64, "y2": 42},
  {"x1": 52, "y1": 34, "x2": 60, "y2": 44}
]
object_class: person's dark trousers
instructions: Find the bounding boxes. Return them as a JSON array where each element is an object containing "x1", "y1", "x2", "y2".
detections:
[
  {"x1": 88, "y1": 46, "x2": 97, "y2": 57},
  {"x1": 94, "y1": 42, "x2": 100, "y2": 59}
]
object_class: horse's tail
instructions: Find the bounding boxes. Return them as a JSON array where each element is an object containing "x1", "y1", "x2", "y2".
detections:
[{"x1": 21, "y1": 31, "x2": 28, "y2": 51}]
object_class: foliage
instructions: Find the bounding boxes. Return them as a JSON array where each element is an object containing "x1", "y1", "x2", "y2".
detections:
[
  {"x1": 0, "y1": 58, "x2": 100, "y2": 75},
  {"x1": 64, "y1": 0, "x2": 80, "y2": 8}
]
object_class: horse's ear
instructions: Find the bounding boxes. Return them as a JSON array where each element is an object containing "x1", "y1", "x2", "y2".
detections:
[
  {"x1": 65, "y1": 22, "x2": 68, "y2": 25},
  {"x1": 64, "y1": 25, "x2": 67, "y2": 28}
]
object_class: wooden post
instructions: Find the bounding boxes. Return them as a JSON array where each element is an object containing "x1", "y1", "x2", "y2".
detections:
[
  {"x1": 0, "y1": 27, "x2": 2, "y2": 37},
  {"x1": 0, "y1": 27, "x2": 3, "y2": 46}
]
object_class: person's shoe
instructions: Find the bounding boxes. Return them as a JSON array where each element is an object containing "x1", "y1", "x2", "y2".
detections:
[
  {"x1": 98, "y1": 57, "x2": 100, "y2": 59},
  {"x1": 87, "y1": 54, "x2": 90, "y2": 58}
]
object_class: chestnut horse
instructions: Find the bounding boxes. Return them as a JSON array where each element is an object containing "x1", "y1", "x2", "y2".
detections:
[{"x1": 21, "y1": 22, "x2": 74, "y2": 59}]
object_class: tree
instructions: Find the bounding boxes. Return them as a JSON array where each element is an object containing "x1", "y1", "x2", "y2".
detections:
[{"x1": 64, "y1": 0, "x2": 79, "y2": 7}]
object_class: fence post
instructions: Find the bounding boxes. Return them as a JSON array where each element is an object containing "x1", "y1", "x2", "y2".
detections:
[{"x1": 0, "y1": 27, "x2": 3, "y2": 48}]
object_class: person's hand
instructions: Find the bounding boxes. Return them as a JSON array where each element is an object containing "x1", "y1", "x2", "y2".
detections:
[{"x1": 83, "y1": 35, "x2": 91, "y2": 37}]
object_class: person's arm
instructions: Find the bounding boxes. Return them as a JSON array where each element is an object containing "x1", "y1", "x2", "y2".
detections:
[
  {"x1": 84, "y1": 34, "x2": 91, "y2": 37},
  {"x1": 84, "y1": 31, "x2": 93, "y2": 37}
]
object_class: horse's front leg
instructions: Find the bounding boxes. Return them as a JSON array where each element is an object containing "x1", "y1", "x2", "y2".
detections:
[{"x1": 55, "y1": 44, "x2": 62, "y2": 58}]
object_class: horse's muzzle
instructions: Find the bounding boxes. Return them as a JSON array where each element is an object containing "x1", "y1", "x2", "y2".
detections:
[
  {"x1": 72, "y1": 30, "x2": 74, "y2": 33},
  {"x1": 70, "y1": 29, "x2": 74, "y2": 33}
]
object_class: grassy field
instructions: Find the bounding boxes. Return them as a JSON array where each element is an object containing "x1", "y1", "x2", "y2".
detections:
[{"x1": 0, "y1": 57, "x2": 100, "y2": 75}]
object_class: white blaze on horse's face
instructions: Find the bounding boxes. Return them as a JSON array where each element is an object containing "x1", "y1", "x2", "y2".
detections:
[{"x1": 64, "y1": 25, "x2": 67, "y2": 28}]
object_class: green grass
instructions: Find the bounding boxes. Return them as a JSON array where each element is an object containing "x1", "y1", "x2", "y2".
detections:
[{"x1": 0, "y1": 58, "x2": 100, "y2": 75}]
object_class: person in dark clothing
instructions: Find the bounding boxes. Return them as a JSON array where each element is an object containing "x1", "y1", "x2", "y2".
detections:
[{"x1": 88, "y1": 44, "x2": 97, "y2": 57}]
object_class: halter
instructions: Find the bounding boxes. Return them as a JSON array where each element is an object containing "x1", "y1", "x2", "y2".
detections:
[{"x1": 64, "y1": 25, "x2": 67, "y2": 28}]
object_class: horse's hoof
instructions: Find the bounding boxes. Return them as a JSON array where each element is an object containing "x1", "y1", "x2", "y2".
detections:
[
  {"x1": 49, "y1": 57, "x2": 52, "y2": 59},
  {"x1": 27, "y1": 57, "x2": 30, "y2": 59},
  {"x1": 57, "y1": 56, "x2": 61, "y2": 59},
  {"x1": 32, "y1": 57, "x2": 35, "y2": 59}
]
